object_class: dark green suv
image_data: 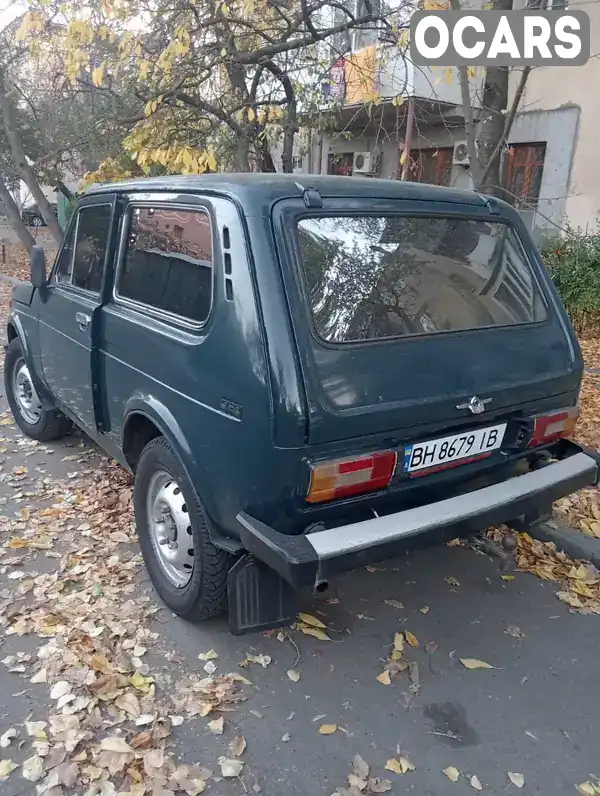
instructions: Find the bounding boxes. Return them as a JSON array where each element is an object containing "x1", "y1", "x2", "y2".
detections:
[{"x1": 4, "y1": 174, "x2": 598, "y2": 633}]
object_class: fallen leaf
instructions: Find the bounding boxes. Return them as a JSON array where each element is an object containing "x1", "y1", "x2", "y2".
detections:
[
  {"x1": 353, "y1": 755, "x2": 369, "y2": 779},
  {"x1": 203, "y1": 661, "x2": 217, "y2": 675},
  {"x1": 318, "y1": 724, "x2": 338, "y2": 735},
  {"x1": 0, "y1": 728, "x2": 17, "y2": 747},
  {"x1": 170, "y1": 715, "x2": 184, "y2": 727},
  {"x1": 219, "y1": 758, "x2": 244, "y2": 777},
  {"x1": 578, "y1": 784, "x2": 597, "y2": 796},
  {"x1": 420, "y1": 606, "x2": 430, "y2": 614},
  {"x1": 445, "y1": 576, "x2": 460, "y2": 587},
  {"x1": 393, "y1": 633, "x2": 404, "y2": 652},
  {"x1": 299, "y1": 626, "x2": 331, "y2": 641},
  {"x1": 508, "y1": 772, "x2": 524, "y2": 788},
  {"x1": 447, "y1": 538, "x2": 461, "y2": 547},
  {"x1": 0, "y1": 759, "x2": 17, "y2": 779},
  {"x1": 460, "y1": 658, "x2": 495, "y2": 670},
  {"x1": 197, "y1": 649, "x2": 218, "y2": 661},
  {"x1": 501, "y1": 574, "x2": 515, "y2": 582},
  {"x1": 130, "y1": 730, "x2": 153, "y2": 749},
  {"x1": 376, "y1": 671, "x2": 391, "y2": 685},
  {"x1": 242, "y1": 654, "x2": 271, "y2": 668},
  {"x1": 281, "y1": 732, "x2": 291, "y2": 742},
  {"x1": 114, "y1": 691, "x2": 141, "y2": 718},
  {"x1": 208, "y1": 716, "x2": 224, "y2": 735},
  {"x1": 383, "y1": 599, "x2": 403, "y2": 609},
  {"x1": 129, "y1": 670, "x2": 153, "y2": 692},
  {"x1": 385, "y1": 757, "x2": 414, "y2": 774},
  {"x1": 49, "y1": 681, "x2": 71, "y2": 699},
  {"x1": 369, "y1": 778, "x2": 392, "y2": 792},
  {"x1": 90, "y1": 653, "x2": 112, "y2": 674},
  {"x1": 287, "y1": 669, "x2": 300, "y2": 682},
  {"x1": 30, "y1": 668, "x2": 47, "y2": 684},
  {"x1": 135, "y1": 714, "x2": 155, "y2": 726},
  {"x1": 443, "y1": 766, "x2": 460, "y2": 781},
  {"x1": 22, "y1": 755, "x2": 44, "y2": 782},
  {"x1": 505, "y1": 626, "x2": 524, "y2": 639},
  {"x1": 470, "y1": 774, "x2": 483, "y2": 791},
  {"x1": 100, "y1": 736, "x2": 134, "y2": 754},
  {"x1": 229, "y1": 735, "x2": 246, "y2": 757},
  {"x1": 405, "y1": 631, "x2": 419, "y2": 648},
  {"x1": 298, "y1": 612, "x2": 326, "y2": 629}
]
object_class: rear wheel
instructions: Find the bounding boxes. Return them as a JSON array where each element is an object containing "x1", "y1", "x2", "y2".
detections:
[
  {"x1": 133, "y1": 436, "x2": 232, "y2": 618},
  {"x1": 4, "y1": 338, "x2": 72, "y2": 441}
]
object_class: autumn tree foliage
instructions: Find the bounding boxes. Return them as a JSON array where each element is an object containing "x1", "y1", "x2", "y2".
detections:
[{"x1": 16, "y1": 0, "x2": 410, "y2": 184}]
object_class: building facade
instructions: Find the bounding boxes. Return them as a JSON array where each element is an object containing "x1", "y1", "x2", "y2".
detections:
[{"x1": 302, "y1": 0, "x2": 599, "y2": 240}]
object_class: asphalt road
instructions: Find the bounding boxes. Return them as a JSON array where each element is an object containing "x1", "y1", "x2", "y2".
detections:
[{"x1": 0, "y1": 386, "x2": 598, "y2": 795}]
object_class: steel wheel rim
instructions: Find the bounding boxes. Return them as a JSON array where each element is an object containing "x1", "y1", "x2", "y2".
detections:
[
  {"x1": 146, "y1": 470, "x2": 194, "y2": 588},
  {"x1": 13, "y1": 360, "x2": 42, "y2": 425}
]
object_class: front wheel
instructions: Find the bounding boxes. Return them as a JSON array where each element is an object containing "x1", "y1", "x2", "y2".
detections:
[
  {"x1": 4, "y1": 338, "x2": 72, "y2": 441},
  {"x1": 133, "y1": 437, "x2": 232, "y2": 619}
]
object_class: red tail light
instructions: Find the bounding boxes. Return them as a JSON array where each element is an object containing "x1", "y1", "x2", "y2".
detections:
[
  {"x1": 306, "y1": 450, "x2": 397, "y2": 504},
  {"x1": 528, "y1": 406, "x2": 579, "y2": 448}
]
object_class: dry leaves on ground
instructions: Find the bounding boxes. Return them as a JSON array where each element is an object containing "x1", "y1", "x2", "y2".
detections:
[
  {"x1": 489, "y1": 528, "x2": 600, "y2": 614},
  {"x1": 0, "y1": 457, "x2": 253, "y2": 794}
]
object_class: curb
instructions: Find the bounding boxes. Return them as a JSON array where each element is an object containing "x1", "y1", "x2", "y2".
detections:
[{"x1": 527, "y1": 520, "x2": 600, "y2": 569}]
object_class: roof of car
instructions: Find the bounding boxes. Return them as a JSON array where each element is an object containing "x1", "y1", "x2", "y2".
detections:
[{"x1": 84, "y1": 172, "x2": 493, "y2": 212}]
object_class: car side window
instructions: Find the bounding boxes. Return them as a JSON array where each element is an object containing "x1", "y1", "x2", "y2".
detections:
[
  {"x1": 71, "y1": 205, "x2": 112, "y2": 293},
  {"x1": 117, "y1": 206, "x2": 213, "y2": 324},
  {"x1": 54, "y1": 221, "x2": 76, "y2": 284}
]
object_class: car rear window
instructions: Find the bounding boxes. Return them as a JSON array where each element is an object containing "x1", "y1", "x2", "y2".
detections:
[{"x1": 296, "y1": 215, "x2": 548, "y2": 344}]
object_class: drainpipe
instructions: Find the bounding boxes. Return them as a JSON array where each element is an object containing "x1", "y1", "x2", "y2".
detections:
[{"x1": 401, "y1": 97, "x2": 415, "y2": 181}]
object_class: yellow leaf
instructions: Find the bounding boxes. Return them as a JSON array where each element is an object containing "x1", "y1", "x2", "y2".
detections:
[
  {"x1": 501, "y1": 574, "x2": 515, "y2": 581},
  {"x1": 144, "y1": 101, "x2": 153, "y2": 117},
  {"x1": 129, "y1": 671, "x2": 153, "y2": 692},
  {"x1": 247, "y1": 106, "x2": 255, "y2": 122},
  {"x1": 393, "y1": 632, "x2": 404, "y2": 652},
  {"x1": 443, "y1": 766, "x2": 460, "y2": 782},
  {"x1": 298, "y1": 613, "x2": 326, "y2": 629},
  {"x1": 420, "y1": 606, "x2": 430, "y2": 614},
  {"x1": 299, "y1": 625, "x2": 330, "y2": 641},
  {"x1": 508, "y1": 772, "x2": 524, "y2": 788},
  {"x1": 460, "y1": 658, "x2": 494, "y2": 670},
  {"x1": 90, "y1": 653, "x2": 112, "y2": 674},
  {"x1": 198, "y1": 649, "x2": 218, "y2": 661},
  {"x1": 376, "y1": 670, "x2": 391, "y2": 685},
  {"x1": 318, "y1": 724, "x2": 337, "y2": 735},
  {"x1": 91, "y1": 64, "x2": 104, "y2": 87},
  {"x1": 287, "y1": 669, "x2": 300, "y2": 682},
  {"x1": 447, "y1": 538, "x2": 461, "y2": 547},
  {"x1": 578, "y1": 784, "x2": 598, "y2": 796},
  {"x1": 0, "y1": 759, "x2": 18, "y2": 779},
  {"x1": 386, "y1": 757, "x2": 414, "y2": 774},
  {"x1": 198, "y1": 702, "x2": 213, "y2": 717},
  {"x1": 7, "y1": 538, "x2": 27, "y2": 549},
  {"x1": 405, "y1": 631, "x2": 419, "y2": 648}
]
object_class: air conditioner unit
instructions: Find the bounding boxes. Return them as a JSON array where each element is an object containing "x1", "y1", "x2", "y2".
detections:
[
  {"x1": 353, "y1": 151, "x2": 378, "y2": 175},
  {"x1": 453, "y1": 141, "x2": 470, "y2": 166}
]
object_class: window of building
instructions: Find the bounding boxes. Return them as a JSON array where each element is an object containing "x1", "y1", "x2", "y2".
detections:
[
  {"x1": 327, "y1": 152, "x2": 354, "y2": 176},
  {"x1": 55, "y1": 205, "x2": 112, "y2": 293},
  {"x1": 504, "y1": 143, "x2": 546, "y2": 209},
  {"x1": 117, "y1": 207, "x2": 213, "y2": 324},
  {"x1": 409, "y1": 148, "x2": 453, "y2": 187}
]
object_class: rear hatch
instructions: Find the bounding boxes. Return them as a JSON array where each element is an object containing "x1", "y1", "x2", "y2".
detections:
[{"x1": 272, "y1": 197, "x2": 581, "y2": 447}]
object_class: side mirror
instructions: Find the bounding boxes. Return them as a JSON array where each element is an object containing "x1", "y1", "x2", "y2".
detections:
[{"x1": 30, "y1": 245, "x2": 47, "y2": 290}]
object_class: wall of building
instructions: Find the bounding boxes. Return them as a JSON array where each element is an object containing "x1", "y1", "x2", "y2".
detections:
[{"x1": 510, "y1": 0, "x2": 600, "y2": 232}]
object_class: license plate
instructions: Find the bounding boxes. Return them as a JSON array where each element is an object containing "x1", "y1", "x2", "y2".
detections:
[{"x1": 403, "y1": 423, "x2": 507, "y2": 475}]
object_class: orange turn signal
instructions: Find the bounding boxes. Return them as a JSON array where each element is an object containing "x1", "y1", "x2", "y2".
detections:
[{"x1": 306, "y1": 450, "x2": 397, "y2": 504}]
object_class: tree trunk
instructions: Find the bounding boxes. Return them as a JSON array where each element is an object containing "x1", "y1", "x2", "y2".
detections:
[
  {"x1": 0, "y1": 181, "x2": 35, "y2": 252},
  {"x1": 475, "y1": 0, "x2": 513, "y2": 197},
  {"x1": 0, "y1": 69, "x2": 63, "y2": 244}
]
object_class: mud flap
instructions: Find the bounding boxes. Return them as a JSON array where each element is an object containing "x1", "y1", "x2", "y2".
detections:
[{"x1": 227, "y1": 555, "x2": 297, "y2": 635}]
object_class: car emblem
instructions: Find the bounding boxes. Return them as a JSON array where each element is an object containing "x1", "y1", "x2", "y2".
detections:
[{"x1": 456, "y1": 396, "x2": 492, "y2": 415}]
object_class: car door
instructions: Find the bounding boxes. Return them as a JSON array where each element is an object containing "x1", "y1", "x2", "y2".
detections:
[{"x1": 39, "y1": 195, "x2": 115, "y2": 433}]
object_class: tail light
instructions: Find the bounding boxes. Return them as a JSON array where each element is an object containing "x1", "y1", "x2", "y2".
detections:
[
  {"x1": 528, "y1": 406, "x2": 579, "y2": 448},
  {"x1": 306, "y1": 450, "x2": 397, "y2": 504}
]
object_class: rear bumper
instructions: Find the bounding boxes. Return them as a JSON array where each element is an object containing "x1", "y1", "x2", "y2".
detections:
[{"x1": 237, "y1": 449, "x2": 599, "y2": 588}]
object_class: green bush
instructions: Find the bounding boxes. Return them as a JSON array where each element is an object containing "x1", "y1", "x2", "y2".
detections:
[{"x1": 540, "y1": 224, "x2": 600, "y2": 338}]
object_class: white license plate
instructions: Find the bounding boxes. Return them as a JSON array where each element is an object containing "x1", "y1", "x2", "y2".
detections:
[{"x1": 403, "y1": 423, "x2": 507, "y2": 474}]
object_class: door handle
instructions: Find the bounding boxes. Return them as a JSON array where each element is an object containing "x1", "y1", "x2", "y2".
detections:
[{"x1": 75, "y1": 312, "x2": 91, "y2": 331}]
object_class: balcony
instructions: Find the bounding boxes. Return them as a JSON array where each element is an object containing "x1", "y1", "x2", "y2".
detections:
[{"x1": 323, "y1": 43, "x2": 484, "y2": 120}]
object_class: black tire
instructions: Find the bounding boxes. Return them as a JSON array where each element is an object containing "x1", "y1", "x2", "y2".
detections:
[
  {"x1": 4, "y1": 338, "x2": 72, "y2": 441},
  {"x1": 133, "y1": 436, "x2": 232, "y2": 619}
]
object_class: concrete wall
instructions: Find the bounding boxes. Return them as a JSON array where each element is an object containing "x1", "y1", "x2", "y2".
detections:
[{"x1": 510, "y1": 0, "x2": 600, "y2": 232}]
